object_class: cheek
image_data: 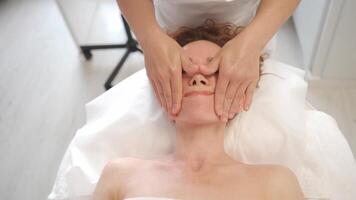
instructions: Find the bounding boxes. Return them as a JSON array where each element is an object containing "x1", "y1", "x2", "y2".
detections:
[{"x1": 174, "y1": 95, "x2": 220, "y2": 124}]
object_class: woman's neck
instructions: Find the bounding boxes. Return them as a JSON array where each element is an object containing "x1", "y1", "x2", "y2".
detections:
[{"x1": 171, "y1": 122, "x2": 234, "y2": 173}]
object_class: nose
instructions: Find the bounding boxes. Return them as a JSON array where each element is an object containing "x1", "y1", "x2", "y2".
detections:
[{"x1": 189, "y1": 74, "x2": 209, "y2": 86}]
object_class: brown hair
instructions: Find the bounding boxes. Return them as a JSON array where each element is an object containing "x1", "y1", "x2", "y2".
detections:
[{"x1": 167, "y1": 18, "x2": 269, "y2": 71}]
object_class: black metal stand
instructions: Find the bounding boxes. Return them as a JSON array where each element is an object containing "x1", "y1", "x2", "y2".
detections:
[{"x1": 80, "y1": 15, "x2": 143, "y2": 90}]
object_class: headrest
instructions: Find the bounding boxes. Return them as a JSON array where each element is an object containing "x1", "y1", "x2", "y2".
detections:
[{"x1": 49, "y1": 59, "x2": 330, "y2": 199}]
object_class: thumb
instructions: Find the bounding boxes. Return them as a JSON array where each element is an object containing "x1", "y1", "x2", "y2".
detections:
[
  {"x1": 204, "y1": 53, "x2": 221, "y2": 75},
  {"x1": 180, "y1": 52, "x2": 198, "y2": 74}
]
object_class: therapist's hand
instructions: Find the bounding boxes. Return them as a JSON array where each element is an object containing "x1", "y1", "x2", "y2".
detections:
[
  {"x1": 142, "y1": 30, "x2": 194, "y2": 116},
  {"x1": 207, "y1": 33, "x2": 261, "y2": 122}
]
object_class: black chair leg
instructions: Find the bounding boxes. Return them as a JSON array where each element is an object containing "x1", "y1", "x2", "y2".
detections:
[
  {"x1": 80, "y1": 15, "x2": 143, "y2": 90},
  {"x1": 104, "y1": 49, "x2": 130, "y2": 90}
]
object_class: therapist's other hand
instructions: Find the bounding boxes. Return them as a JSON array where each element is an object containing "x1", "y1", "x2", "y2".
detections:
[
  {"x1": 142, "y1": 30, "x2": 193, "y2": 116},
  {"x1": 207, "y1": 34, "x2": 261, "y2": 122}
]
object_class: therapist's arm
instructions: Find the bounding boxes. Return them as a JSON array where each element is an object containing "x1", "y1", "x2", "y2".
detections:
[
  {"x1": 211, "y1": 0, "x2": 301, "y2": 122},
  {"x1": 116, "y1": 0, "x2": 162, "y2": 48},
  {"x1": 116, "y1": 0, "x2": 188, "y2": 117},
  {"x1": 240, "y1": 0, "x2": 301, "y2": 51}
]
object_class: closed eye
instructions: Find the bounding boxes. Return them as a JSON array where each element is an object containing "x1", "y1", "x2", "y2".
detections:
[{"x1": 207, "y1": 57, "x2": 213, "y2": 63}]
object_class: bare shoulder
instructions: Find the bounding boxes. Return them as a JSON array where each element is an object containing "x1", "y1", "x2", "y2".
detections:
[
  {"x1": 102, "y1": 157, "x2": 151, "y2": 182},
  {"x1": 105, "y1": 157, "x2": 146, "y2": 171},
  {"x1": 92, "y1": 157, "x2": 147, "y2": 200},
  {"x1": 262, "y1": 165, "x2": 304, "y2": 200}
]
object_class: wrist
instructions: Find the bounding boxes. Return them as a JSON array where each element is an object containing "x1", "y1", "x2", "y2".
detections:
[
  {"x1": 236, "y1": 20, "x2": 277, "y2": 53},
  {"x1": 230, "y1": 31, "x2": 263, "y2": 56},
  {"x1": 138, "y1": 27, "x2": 165, "y2": 50}
]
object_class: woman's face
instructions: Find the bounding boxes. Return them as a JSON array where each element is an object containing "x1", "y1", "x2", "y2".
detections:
[{"x1": 172, "y1": 40, "x2": 223, "y2": 125}]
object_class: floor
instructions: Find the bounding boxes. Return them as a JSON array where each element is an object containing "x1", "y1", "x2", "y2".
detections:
[{"x1": 0, "y1": 0, "x2": 354, "y2": 200}]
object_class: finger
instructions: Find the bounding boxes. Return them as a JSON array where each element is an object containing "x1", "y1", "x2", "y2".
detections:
[
  {"x1": 228, "y1": 83, "x2": 247, "y2": 119},
  {"x1": 234, "y1": 81, "x2": 250, "y2": 113},
  {"x1": 221, "y1": 81, "x2": 239, "y2": 122},
  {"x1": 156, "y1": 81, "x2": 167, "y2": 111},
  {"x1": 161, "y1": 78, "x2": 173, "y2": 114},
  {"x1": 214, "y1": 69, "x2": 230, "y2": 117},
  {"x1": 244, "y1": 81, "x2": 257, "y2": 111},
  {"x1": 157, "y1": 82, "x2": 167, "y2": 110},
  {"x1": 151, "y1": 79, "x2": 162, "y2": 107},
  {"x1": 181, "y1": 52, "x2": 199, "y2": 74},
  {"x1": 171, "y1": 70, "x2": 182, "y2": 115},
  {"x1": 239, "y1": 96, "x2": 245, "y2": 112}
]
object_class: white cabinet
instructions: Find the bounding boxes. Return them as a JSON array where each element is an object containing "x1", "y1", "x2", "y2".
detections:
[
  {"x1": 293, "y1": 0, "x2": 356, "y2": 80},
  {"x1": 56, "y1": 0, "x2": 125, "y2": 45}
]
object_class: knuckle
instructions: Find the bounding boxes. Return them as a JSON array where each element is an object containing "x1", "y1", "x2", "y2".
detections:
[
  {"x1": 157, "y1": 89, "x2": 164, "y2": 96},
  {"x1": 216, "y1": 102, "x2": 224, "y2": 109},
  {"x1": 165, "y1": 97, "x2": 169, "y2": 106},
  {"x1": 225, "y1": 96, "x2": 234, "y2": 103},
  {"x1": 223, "y1": 103, "x2": 230, "y2": 111},
  {"x1": 161, "y1": 80, "x2": 169, "y2": 89},
  {"x1": 225, "y1": 94, "x2": 234, "y2": 102},
  {"x1": 236, "y1": 93, "x2": 243, "y2": 99},
  {"x1": 156, "y1": 73, "x2": 165, "y2": 81},
  {"x1": 231, "y1": 102, "x2": 239, "y2": 109},
  {"x1": 163, "y1": 92, "x2": 170, "y2": 100}
]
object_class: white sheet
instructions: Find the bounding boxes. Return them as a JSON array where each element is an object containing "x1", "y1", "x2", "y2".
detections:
[{"x1": 48, "y1": 59, "x2": 356, "y2": 200}]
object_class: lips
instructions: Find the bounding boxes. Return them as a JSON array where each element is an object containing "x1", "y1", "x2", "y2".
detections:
[{"x1": 184, "y1": 91, "x2": 214, "y2": 97}]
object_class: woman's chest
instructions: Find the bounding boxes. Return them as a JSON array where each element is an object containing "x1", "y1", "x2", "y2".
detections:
[{"x1": 123, "y1": 167, "x2": 266, "y2": 200}]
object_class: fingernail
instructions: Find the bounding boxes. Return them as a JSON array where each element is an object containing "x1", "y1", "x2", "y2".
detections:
[
  {"x1": 229, "y1": 113, "x2": 234, "y2": 119},
  {"x1": 240, "y1": 106, "x2": 244, "y2": 112},
  {"x1": 220, "y1": 115, "x2": 224, "y2": 121},
  {"x1": 172, "y1": 104, "x2": 178, "y2": 113},
  {"x1": 245, "y1": 105, "x2": 249, "y2": 111},
  {"x1": 223, "y1": 116, "x2": 228, "y2": 122},
  {"x1": 221, "y1": 114, "x2": 228, "y2": 122}
]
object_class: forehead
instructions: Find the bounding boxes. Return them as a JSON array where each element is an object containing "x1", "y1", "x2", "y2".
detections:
[{"x1": 181, "y1": 40, "x2": 220, "y2": 61}]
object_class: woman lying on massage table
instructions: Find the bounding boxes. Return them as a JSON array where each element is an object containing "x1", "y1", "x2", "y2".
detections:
[{"x1": 92, "y1": 20, "x2": 304, "y2": 200}]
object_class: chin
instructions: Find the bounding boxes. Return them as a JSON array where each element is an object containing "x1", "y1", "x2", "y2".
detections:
[{"x1": 174, "y1": 95, "x2": 220, "y2": 124}]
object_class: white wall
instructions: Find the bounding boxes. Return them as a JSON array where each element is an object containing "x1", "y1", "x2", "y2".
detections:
[
  {"x1": 294, "y1": 0, "x2": 356, "y2": 80},
  {"x1": 293, "y1": 0, "x2": 330, "y2": 71},
  {"x1": 322, "y1": 0, "x2": 356, "y2": 79}
]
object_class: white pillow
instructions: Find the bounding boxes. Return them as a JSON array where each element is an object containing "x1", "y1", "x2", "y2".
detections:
[{"x1": 48, "y1": 59, "x2": 330, "y2": 200}]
